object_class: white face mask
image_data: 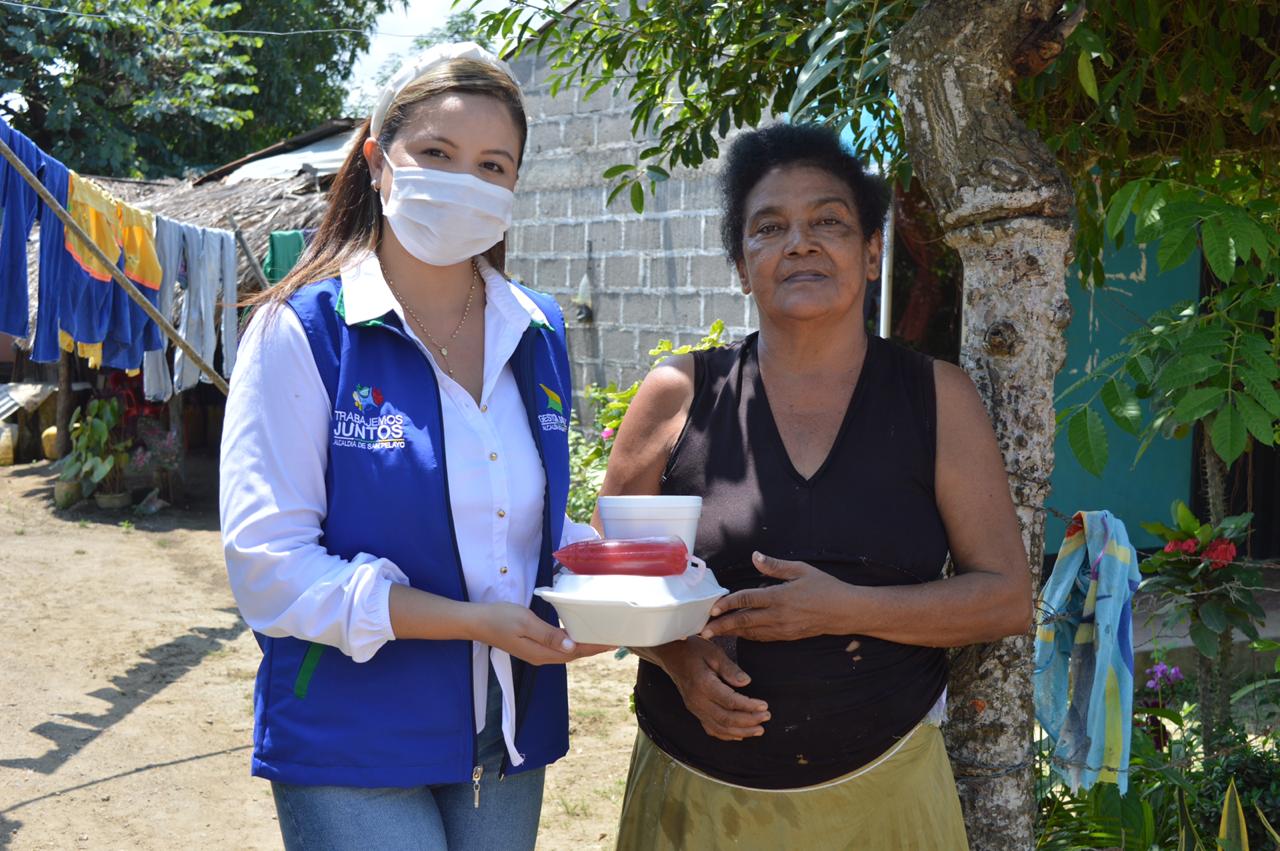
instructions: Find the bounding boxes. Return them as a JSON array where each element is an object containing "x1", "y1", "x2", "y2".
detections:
[{"x1": 379, "y1": 158, "x2": 515, "y2": 267}]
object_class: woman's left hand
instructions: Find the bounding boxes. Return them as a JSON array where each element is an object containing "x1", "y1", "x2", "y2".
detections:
[{"x1": 699, "y1": 552, "x2": 850, "y2": 642}]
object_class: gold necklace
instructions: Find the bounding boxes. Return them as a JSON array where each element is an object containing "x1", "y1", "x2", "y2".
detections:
[{"x1": 382, "y1": 259, "x2": 479, "y2": 377}]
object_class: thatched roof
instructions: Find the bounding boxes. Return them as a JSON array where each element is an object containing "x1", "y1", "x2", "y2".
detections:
[{"x1": 19, "y1": 173, "x2": 330, "y2": 348}]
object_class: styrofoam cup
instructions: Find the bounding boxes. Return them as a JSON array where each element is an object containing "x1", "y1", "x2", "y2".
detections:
[{"x1": 596, "y1": 495, "x2": 703, "y2": 554}]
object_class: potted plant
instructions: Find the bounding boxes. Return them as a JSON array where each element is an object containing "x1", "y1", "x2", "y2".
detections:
[{"x1": 59, "y1": 398, "x2": 133, "y2": 510}]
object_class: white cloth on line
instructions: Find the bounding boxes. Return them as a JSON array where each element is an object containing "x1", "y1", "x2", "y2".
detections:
[
  {"x1": 143, "y1": 216, "x2": 182, "y2": 402},
  {"x1": 219, "y1": 229, "x2": 238, "y2": 378},
  {"x1": 172, "y1": 226, "x2": 237, "y2": 393}
]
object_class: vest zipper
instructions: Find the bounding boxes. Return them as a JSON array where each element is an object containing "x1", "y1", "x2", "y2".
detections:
[{"x1": 472, "y1": 764, "x2": 484, "y2": 808}]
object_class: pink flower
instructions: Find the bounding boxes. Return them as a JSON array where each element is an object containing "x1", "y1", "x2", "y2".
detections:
[
  {"x1": 1202, "y1": 539, "x2": 1236, "y2": 570},
  {"x1": 601, "y1": 428, "x2": 616, "y2": 440}
]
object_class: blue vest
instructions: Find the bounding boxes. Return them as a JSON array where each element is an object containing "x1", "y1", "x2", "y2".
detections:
[{"x1": 250, "y1": 276, "x2": 573, "y2": 788}]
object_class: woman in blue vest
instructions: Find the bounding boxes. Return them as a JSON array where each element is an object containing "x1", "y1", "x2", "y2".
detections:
[{"x1": 219, "y1": 43, "x2": 609, "y2": 850}]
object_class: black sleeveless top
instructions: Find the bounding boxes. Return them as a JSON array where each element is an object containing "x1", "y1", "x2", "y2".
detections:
[{"x1": 634, "y1": 332, "x2": 950, "y2": 789}]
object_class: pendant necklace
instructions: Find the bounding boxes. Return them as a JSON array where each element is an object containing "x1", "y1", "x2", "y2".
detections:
[{"x1": 383, "y1": 259, "x2": 479, "y2": 376}]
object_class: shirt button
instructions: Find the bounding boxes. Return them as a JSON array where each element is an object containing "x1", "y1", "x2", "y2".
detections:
[
  {"x1": 489, "y1": 452, "x2": 498, "y2": 461},
  {"x1": 480, "y1": 404, "x2": 489, "y2": 413},
  {"x1": 499, "y1": 566, "x2": 509, "y2": 575},
  {"x1": 497, "y1": 509, "x2": 506, "y2": 518}
]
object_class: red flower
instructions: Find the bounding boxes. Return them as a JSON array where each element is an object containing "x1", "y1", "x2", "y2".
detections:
[
  {"x1": 372, "y1": 387, "x2": 384, "y2": 406},
  {"x1": 1202, "y1": 539, "x2": 1236, "y2": 570},
  {"x1": 1162, "y1": 539, "x2": 1198, "y2": 555}
]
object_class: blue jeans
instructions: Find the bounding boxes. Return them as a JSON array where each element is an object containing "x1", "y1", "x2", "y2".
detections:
[{"x1": 272, "y1": 667, "x2": 546, "y2": 851}]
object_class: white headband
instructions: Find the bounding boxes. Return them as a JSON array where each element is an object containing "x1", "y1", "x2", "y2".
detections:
[{"x1": 369, "y1": 41, "x2": 522, "y2": 138}]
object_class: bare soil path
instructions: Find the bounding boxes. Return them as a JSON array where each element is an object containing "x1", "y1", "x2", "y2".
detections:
[{"x1": 0, "y1": 460, "x2": 635, "y2": 850}]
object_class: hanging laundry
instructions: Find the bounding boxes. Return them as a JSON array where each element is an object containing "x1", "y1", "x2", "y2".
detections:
[
  {"x1": 1033, "y1": 510, "x2": 1141, "y2": 794},
  {"x1": 173, "y1": 226, "x2": 237, "y2": 393},
  {"x1": 59, "y1": 173, "x2": 121, "y2": 360},
  {"x1": 143, "y1": 216, "x2": 186, "y2": 401},
  {"x1": 30, "y1": 150, "x2": 91, "y2": 363},
  {"x1": 101, "y1": 202, "x2": 163, "y2": 370},
  {"x1": 0, "y1": 119, "x2": 43, "y2": 337},
  {"x1": 58, "y1": 173, "x2": 164, "y2": 371},
  {"x1": 262, "y1": 229, "x2": 307, "y2": 283},
  {"x1": 218, "y1": 229, "x2": 238, "y2": 378}
]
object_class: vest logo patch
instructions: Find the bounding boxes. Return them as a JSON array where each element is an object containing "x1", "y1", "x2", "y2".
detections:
[
  {"x1": 538, "y1": 384, "x2": 567, "y2": 432},
  {"x1": 334, "y1": 382, "x2": 406, "y2": 450},
  {"x1": 539, "y1": 384, "x2": 563, "y2": 414}
]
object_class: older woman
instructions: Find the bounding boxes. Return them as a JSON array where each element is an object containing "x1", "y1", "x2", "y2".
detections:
[{"x1": 598, "y1": 123, "x2": 1031, "y2": 849}]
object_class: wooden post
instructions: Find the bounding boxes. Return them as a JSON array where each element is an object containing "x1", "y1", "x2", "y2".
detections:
[
  {"x1": 165, "y1": 392, "x2": 186, "y2": 505},
  {"x1": 54, "y1": 349, "x2": 73, "y2": 459},
  {"x1": 226, "y1": 213, "x2": 272, "y2": 292}
]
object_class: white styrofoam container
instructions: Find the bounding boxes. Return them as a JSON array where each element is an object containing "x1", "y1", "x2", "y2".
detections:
[
  {"x1": 596, "y1": 495, "x2": 703, "y2": 554},
  {"x1": 534, "y1": 559, "x2": 727, "y2": 647}
]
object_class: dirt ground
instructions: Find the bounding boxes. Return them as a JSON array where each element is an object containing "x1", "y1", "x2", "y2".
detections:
[{"x1": 0, "y1": 458, "x2": 637, "y2": 850}]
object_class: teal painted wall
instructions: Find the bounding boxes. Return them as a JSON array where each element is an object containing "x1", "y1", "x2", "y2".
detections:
[{"x1": 1045, "y1": 234, "x2": 1201, "y2": 552}]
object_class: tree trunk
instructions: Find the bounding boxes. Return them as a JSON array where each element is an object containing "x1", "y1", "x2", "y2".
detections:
[
  {"x1": 1201, "y1": 435, "x2": 1232, "y2": 753},
  {"x1": 891, "y1": 3, "x2": 1075, "y2": 847}
]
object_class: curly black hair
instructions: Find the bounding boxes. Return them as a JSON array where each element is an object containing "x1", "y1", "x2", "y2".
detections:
[{"x1": 719, "y1": 123, "x2": 891, "y2": 265}]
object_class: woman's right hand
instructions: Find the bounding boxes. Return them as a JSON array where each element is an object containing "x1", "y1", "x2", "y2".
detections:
[
  {"x1": 651, "y1": 637, "x2": 770, "y2": 741},
  {"x1": 473, "y1": 602, "x2": 613, "y2": 666}
]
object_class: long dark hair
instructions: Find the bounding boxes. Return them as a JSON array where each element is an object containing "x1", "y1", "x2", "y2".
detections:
[{"x1": 245, "y1": 59, "x2": 527, "y2": 309}]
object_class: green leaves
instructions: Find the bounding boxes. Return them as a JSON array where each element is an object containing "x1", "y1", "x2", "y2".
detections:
[
  {"x1": 1174, "y1": 500, "x2": 1200, "y2": 535},
  {"x1": 1156, "y1": 228, "x2": 1199, "y2": 274},
  {"x1": 2, "y1": 0, "x2": 398, "y2": 176},
  {"x1": 1200, "y1": 218, "x2": 1238, "y2": 283},
  {"x1": 1198, "y1": 599, "x2": 1228, "y2": 634},
  {"x1": 1068, "y1": 407, "x2": 1108, "y2": 476},
  {"x1": 1171, "y1": 387, "x2": 1225, "y2": 425},
  {"x1": 1100, "y1": 378, "x2": 1142, "y2": 435},
  {"x1": 1235, "y1": 395, "x2": 1275, "y2": 446},
  {"x1": 1105, "y1": 180, "x2": 1143, "y2": 242},
  {"x1": 488, "y1": 0, "x2": 912, "y2": 213},
  {"x1": 1189, "y1": 621, "x2": 1219, "y2": 659},
  {"x1": 1159, "y1": 355, "x2": 1223, "y2": 391},
  {"x1": 1210, "y1": 403, "x2": 1248, "y2": 466},
  {"x1": 1216, "y1": 779, "x2": 1248, "y2": 851},
  {"x1": 1077, "y1": 52, "x2": 1100, "y2": 103}
]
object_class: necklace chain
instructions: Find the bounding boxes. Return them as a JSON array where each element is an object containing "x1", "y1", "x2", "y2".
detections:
[{"x1": 382, "y1": 259, "x2": 479, "y2": 376}]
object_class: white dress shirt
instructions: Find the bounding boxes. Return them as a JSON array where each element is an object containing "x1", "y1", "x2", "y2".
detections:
[{"x1": 220, "y1": 253, "x2": 596, "y2": 767}]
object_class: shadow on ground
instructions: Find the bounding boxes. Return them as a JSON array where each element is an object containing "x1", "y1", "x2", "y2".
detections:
[{"x1": 0, "y1": 612, "x2": 248, "y2": 776}]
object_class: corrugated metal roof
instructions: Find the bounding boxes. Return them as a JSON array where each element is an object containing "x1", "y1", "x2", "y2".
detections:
[
  {"x1": 0, "y1": 388, "x2": 19, "y2": 422},
  {"x1": 0, "y1": 383, "x2": 59, "y2": 422}
]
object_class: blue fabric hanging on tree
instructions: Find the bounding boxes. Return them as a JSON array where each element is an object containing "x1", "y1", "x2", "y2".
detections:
[{"x1": 1034, "y1": 509, "x2": 1141, "y2": 794}]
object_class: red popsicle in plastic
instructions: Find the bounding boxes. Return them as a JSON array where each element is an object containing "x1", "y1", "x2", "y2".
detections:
[{"x1": 553, "y1": 536, "x2": 689, "y2": 576}]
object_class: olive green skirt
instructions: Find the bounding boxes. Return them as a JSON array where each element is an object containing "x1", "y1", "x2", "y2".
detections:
[{"x1": 615, "y1": 723, "x2": 969, "y2": 850}]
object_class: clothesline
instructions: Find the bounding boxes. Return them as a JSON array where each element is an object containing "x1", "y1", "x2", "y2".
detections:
[
  {"x1": 0, "y1": 0, "x2": 457, "y2": 39},
  {"x1": 0, "y1": 122, "x2": 235, "y2": 395}
]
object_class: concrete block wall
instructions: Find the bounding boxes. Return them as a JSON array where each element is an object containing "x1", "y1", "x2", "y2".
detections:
[{"x1": 504, "y1": 55, "x2": 757, "y2": 419}]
